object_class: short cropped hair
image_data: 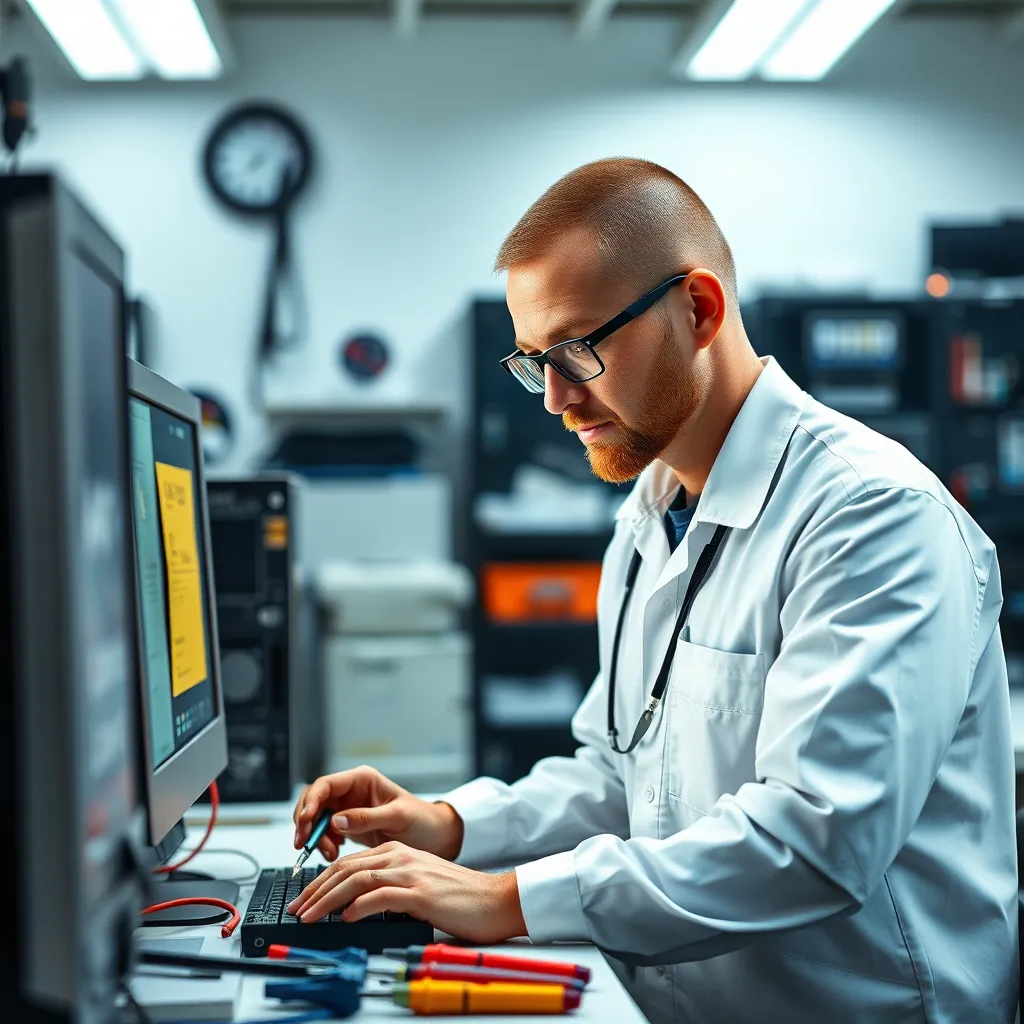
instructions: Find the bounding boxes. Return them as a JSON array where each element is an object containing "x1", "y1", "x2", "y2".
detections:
[{"x1": 495, "y1": 157, "x2": 737, "y2": 302}]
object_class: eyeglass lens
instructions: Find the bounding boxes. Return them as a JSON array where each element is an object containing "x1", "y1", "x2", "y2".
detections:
[
  {"x1": 508, "y1": 340, "x2": 602, "y2": 393},
  {"x1": 506, "y1": 356, "x2": 545, "y2": 393},
  {"x1": 549, "y1": 340, "x2": 601, "y2": 382}
]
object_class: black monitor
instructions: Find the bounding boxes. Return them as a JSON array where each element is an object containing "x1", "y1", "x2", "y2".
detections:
[
  {"x1": 0, "y1": 175, "x2": 145, "y2": 1023},
  {"x1": 127, "y1": 361, "x2": 235, "y2": 920}
]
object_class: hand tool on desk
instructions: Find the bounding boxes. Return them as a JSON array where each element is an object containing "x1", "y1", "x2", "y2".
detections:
[
  {"x1": 384, "y1": 943, "x2": 592, "y2": 984},
  {"x1": 381, "y1": 961, "x2": 588, "y2": 989},
  {"x1": 269, "y1": 944, "x2": 343, "y2": 963},
  {"x1": 266, "y1": 977, "x2": 582, "y2": 1016},
  {"x1": 135, "y1": 948, "x2": 332, "y2": 978},
  {"x1": 292, "y1": 808, "x2": 333, "y2": 877},
  {"x1": 270, "y1": 944, "x2": 586, "y2": 988}
]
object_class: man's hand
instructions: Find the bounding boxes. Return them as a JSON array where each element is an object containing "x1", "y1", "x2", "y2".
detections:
[
  {"x1": 292, "y1": 765, "x2": 464, "y2": 861},
  {"x1": 286, "y1": 842, "x2": 527, "y2": 946}
]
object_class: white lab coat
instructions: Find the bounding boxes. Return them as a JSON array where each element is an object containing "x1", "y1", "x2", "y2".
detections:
[{"x1": 445, "y1": 357, "x2": 1018, "y2": 1023}]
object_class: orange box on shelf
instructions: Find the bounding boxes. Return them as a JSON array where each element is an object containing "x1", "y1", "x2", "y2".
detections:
[{"x1": 482, "y1": 562, "x2": 602, "y2": 623}]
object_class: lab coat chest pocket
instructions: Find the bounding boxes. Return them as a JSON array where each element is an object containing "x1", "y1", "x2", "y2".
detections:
[{"x1": 665, "y1": 639, "x2": 765, "y2": 817}]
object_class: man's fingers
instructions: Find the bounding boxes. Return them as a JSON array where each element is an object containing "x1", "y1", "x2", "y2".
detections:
[
  {"x1": 296, "y1": 766, "x2": 386, "y2": 830},
  {"x1": 292, "y1": 786, "x2": 310, "y2": 828},
  {"x1": 317, "y1": 836, "x2": 340, "y2": 862},
  {"x1": 334, "y1": 805, "x2": 407, "y2": 837},
  {"x1": 294, "y1": 771, "x2": 365, "y2": 846},
  {"x1": 289, "y1": 850, "x2": 394, "y2": 917},
  {"x1": 342, "y1": 887, "x2": 421, "y2": 923},
  {"x1": 296, "y1": 777, "x2": 334, "y2": 825},
  {"x1": 302, "y1": 869, "x2": 406, "y2": 924},
  {"x1": 296, "y1": 862, "x2": 401, "y2": 922}
]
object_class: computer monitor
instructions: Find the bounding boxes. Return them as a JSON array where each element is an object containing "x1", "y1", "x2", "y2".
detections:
[
  {"x1": 0, "y1": 175, "x2": 145, "y2": 1023},
  {"x1": 127, "y1": 361, "x2": 229, "y2": 855}
]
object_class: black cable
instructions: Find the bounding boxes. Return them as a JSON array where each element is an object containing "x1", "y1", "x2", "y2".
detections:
[
  {"x1": 170, "y1": 846, "x2": 262, "y2": 884},
  {"x1": 250, "y1": 164, "x2": 307, "y2": 407}
]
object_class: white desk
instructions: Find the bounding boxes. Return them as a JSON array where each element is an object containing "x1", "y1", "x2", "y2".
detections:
[{"x1": 143, "y1": 806, "x2": 645, "y2": 1023}]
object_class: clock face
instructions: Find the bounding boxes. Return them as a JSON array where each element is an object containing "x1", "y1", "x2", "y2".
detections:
[{"x1": 203, "y1": 103, "x2": 312, "y2": 215}]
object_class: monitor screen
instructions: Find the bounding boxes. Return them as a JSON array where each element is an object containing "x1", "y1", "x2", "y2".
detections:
[
  {"x1": 805, "y1": 314, "x2": 903, "y2": 369},
  {"x1": 129, "y1": 397, "x2": 217, "y2": 771}
]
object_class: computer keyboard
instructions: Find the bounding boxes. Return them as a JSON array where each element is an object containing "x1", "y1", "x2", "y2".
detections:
[{"x1": 240, "y1": 867, "x2": 433, "y2": 957}]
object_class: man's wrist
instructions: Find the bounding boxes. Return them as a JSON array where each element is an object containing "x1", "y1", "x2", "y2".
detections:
[
  {"x1": 494, "y1": 870, "x2": 527, "y2": 939},
  {"x1": 431, "y1": 800, "x2": 465, "y2": 860}
]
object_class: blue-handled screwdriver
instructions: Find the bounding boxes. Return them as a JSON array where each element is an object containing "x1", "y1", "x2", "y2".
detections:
[{"x1": 292, "y1": 809, "x2": 334, "y2": 878}]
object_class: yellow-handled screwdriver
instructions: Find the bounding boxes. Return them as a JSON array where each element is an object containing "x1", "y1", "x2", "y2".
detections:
[{"x1": 364, "y1": 978, "x2": 582, "y2": 1015}]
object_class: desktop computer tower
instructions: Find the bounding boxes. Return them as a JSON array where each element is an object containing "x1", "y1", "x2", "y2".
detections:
[
  {"x1": 207, "y1": 476, "x2": 308, "y2": 801},
  {"x1": 0, "y1": 175, "x2": 145, "y2": 1022}
]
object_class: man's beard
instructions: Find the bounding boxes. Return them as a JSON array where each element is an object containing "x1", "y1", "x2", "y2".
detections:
[{"x1": 566, "y1": 331, "x2": 706, "y2": 485}]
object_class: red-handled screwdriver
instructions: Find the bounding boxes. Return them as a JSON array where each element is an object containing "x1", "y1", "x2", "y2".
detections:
[
  {"x1": 269, "y1": 945, "x2": 587, "y2": 990},
  {"x1": 267, "y1": 945, "x2": 339, "y2": 963},
  {"x1": 383, "y1": 944, "x2": 592, "y2": 985},
  {"x1": 375, "y1": 961, "x2": 587, "y2": 989}
]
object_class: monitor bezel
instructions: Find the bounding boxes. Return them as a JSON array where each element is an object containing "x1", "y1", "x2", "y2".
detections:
[
  {"x1": 2, "y1": 174, "x2": 145, "y2": 1019},
  {"x1": 127, "y1": 359, "x2": 228, "y2": 848}
]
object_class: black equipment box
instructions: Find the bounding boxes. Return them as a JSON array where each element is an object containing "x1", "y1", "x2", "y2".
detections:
[{"x1": 207, "y1": 475, "x2": 307, "y2": 802}]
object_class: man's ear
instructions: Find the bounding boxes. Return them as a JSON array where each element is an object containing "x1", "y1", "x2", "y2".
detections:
[{"x1": 684, "y1": 270, "x2": 728, "y2": 350}]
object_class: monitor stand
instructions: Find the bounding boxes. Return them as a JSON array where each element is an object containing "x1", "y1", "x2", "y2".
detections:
[{"x1": 140, "y1": 819, "x2": 241, "y2": 928}]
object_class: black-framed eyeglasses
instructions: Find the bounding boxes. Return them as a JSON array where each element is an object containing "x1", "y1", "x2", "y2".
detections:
[{"x1": 499, "y1": 274, "x2": 689, "y2": 394}]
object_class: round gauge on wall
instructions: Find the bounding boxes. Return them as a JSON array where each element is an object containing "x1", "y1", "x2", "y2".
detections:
[
  {"x1": 202, "y1": 102, "x2": 313, "y2": 216},
  {"x1": 340, "y1": 332, "x2": 391, "y2": 382}
]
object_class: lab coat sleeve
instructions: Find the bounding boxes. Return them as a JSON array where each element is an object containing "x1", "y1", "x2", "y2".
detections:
[
  {"x1": 514, "y1": 487, "x2": 991, "y2": 962},
  {"x1": 441, "y1": 674, "x2": 631, "y2": 869}
]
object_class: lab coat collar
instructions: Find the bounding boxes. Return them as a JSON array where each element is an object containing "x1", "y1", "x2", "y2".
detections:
[{"x1": 615, "y1": 357, "x2": 805, "y2": 532}]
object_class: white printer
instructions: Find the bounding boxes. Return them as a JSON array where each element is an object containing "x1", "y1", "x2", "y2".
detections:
[{"x1": 316, "y1": 561, "x2": 474, "y2": 792}]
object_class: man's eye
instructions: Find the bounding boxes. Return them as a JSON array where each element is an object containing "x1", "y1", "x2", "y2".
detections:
[{"x1": 568, "y1": 342, "x2": 586, "y2": 355}]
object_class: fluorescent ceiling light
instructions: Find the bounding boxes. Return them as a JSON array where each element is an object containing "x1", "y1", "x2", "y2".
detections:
[
  {"x1": 111, "y1": 0, "x2": 222, "y2": 79},
  {"x1": 762, "y1": 0, "x2": 900, "y2": 81},
  {"x1": 687, "y1": 0, "x2": 811, "y2": 81},
  {"x1": 25, "y1": 0, "x2": 144, "y2": 80}
]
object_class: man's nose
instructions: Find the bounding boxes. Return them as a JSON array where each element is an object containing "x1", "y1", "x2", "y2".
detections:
[{"x1": 543, "y1": 364, "x2": 585, "y2": 415}]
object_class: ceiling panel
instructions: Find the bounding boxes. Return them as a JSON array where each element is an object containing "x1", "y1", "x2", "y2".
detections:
[{"x1": 223, "y1": 0, "x2": 1024, "y2": 12}]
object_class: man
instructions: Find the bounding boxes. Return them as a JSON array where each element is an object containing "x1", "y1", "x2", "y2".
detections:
[{"x1": 290, "y1": 159, "x2": 1018, "y2": 1023}]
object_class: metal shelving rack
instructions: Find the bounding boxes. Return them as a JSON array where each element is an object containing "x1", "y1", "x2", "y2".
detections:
[
  {"x1": 746, "y1": 293, "x2": 1024, "y2": 688},
  {"x1": 468, "y1": 299, "x2": 623, "y2": 782}
]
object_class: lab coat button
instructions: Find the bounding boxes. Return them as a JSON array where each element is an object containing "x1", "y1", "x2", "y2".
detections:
[{"x1": 644, "y1": 783, "x2": 655, "y2": 802}]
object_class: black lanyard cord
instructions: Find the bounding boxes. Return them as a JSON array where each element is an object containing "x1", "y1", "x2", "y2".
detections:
[
  {"x1": 606, "y1": 548, "x2": 643, "y2": 752},
  {"x1": 607, "y1": 523, "x2": 729, "y2": 754}
]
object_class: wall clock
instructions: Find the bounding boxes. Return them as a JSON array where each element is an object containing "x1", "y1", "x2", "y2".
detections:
[
  {"x1": 203, "y1": 102, "x2": 312, "y2": 216},
  {"x1": 202, "y1": 102, "x2": 314, "y2": 390}
]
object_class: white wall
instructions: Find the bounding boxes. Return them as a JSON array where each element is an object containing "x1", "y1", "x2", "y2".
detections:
[{"x1": 3, "y1": 11, "x2": 1023, "y2": 470}]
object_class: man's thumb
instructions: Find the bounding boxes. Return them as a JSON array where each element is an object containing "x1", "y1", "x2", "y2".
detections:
[{"x1": 333, "y1": 805, "x2": 404, "y2": 834}]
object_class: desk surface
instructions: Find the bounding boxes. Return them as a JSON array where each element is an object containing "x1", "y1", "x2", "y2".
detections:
[{"x1": 145, "y1": 805, "x2": 644, "y2": 1023}]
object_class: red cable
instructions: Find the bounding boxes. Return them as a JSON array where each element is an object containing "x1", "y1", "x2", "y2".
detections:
[
  {"x1": 153, "y1": 780, "x2": 220, "y2": 874},
  {"x1": 140, "y1": 897, "x2": 240, "y2": 938},
  {"x1": 143, "y1": 782, "x2": 239, "y2": 937}
]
